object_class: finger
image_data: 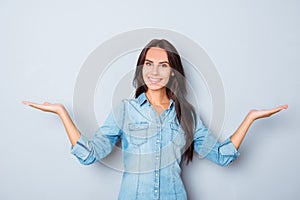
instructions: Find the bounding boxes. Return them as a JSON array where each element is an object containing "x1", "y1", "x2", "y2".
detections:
[
  {"x1": 279, "y1": 104, "x2": 288, "y2": 109},
  {"x1": 22, "y1": 100, "x2": 31, "y2": 105},
  {"x1": 22, "y1": 101, "x2": 39, "y2": 106},
  {"x1": 22, "y1": 101, "x2": 46, "y2": 110},
  {"x1": 273, "y1": 104, "x2": 288, "y2": 113},
  {"x1": 264, "y1": 105, "x2": 288, "y2": 117}
]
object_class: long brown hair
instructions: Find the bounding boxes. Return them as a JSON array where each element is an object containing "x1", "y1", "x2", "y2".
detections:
[{"x1": 133, "y1": 39, "x2": 197, "y2": 165}]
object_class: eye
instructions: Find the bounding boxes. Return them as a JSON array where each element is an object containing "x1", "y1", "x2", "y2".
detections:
[
  {"x1": 161, "y1": 63, "x2": 169, "y2": 68},
  {"x1": 145, "y1": 62, "x2": 152, "y2": 66}
]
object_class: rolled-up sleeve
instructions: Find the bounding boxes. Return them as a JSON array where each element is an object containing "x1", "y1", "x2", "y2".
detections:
[
  {"x1": 70, "y1": 101, "x2": 124, "y2": 165},
  {"x1": 193, "y1": 115, "x2": 240, "y2": 167}
]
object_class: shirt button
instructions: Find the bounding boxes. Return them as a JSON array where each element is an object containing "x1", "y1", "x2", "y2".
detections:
[
  {"x1": 156, "y1": 139, "x2": 160, "y2": 143},
  {"x1": 155, "y1": 173, "x2": 158, "y2": 176},
  {"x1": 154, "y1": 190, "x2": 158, "y2": 193},
  {"x1": 156, "y1": 156, "x2": 159, "y2": 160}
]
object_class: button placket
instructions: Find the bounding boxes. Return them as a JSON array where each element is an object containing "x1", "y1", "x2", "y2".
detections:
[{"x1": 153, "y1": 111, "x2": 162, "y2": 200}]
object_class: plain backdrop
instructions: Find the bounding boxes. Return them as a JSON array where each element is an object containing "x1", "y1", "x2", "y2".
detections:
[{"x1": 1, "y1": 0, "x2": 299, "y2": 199}]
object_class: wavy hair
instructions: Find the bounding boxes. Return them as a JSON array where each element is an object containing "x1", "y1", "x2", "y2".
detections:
[{"x1": 133, "y1": 39, "x2": 197, "y2": 165}]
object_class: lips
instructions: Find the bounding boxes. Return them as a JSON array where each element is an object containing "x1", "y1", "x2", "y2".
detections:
[{"x1": 148, "y1": 77, "x2": 162, "y2": 84}]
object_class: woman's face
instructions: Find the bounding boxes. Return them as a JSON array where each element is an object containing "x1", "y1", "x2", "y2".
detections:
[{"x1": 142, "y1": 47, "x2": 172, "y2": 92}]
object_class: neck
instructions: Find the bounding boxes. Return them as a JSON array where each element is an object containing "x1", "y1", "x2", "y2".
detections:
[{"x1": 145, "y1": 89, "x2": 169, "y2": 105}]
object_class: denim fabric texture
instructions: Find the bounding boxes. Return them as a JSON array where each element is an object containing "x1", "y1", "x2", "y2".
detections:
[{"x1": 71, "y1": 92, "x2": 240, "y2": 200}]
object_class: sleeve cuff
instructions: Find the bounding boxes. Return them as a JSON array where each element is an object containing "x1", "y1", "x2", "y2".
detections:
[
  {"x1": 219, "y1": 138, "x2": 240, "y2": 157},
  {"x1": 70, "y1": 134, "x2": 91, "y2": 160}
]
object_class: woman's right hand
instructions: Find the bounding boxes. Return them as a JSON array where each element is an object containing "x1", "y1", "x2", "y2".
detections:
[
  {"x1": 22, "y1": 100, "x2": 81, "y2": 146},
  {"x1": 22, "y1": 101, "x2": 65, "y2": 115}
]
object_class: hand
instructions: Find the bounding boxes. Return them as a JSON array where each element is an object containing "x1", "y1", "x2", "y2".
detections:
[
  {"x1": 23, "y1": 100, "x2": 80, "y2": 145},
  {"x1": 22, "y1": 101, "x2": 65, "y2": 115},
  {"x1": 230, "y1": 104, "x2": 288, "y2": 150},
  {"x1": 248, "y1": 104, "x2": 288, "y2": 121}
]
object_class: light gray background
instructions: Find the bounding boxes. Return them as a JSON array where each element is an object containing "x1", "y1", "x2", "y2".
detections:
[{"x1": 1, "y1": 0, "x2": 299, "y2": 199}]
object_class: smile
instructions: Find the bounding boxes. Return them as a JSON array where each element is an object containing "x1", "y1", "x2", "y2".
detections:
[{"x1": 148, "y1": 77, "x2": 162, "y2": 84}]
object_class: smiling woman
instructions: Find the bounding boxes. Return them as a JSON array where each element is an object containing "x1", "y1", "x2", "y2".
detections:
[
  {"x1": 22, "y1": 39, "x2": 288, "y2": 200},
  {"x1": 133, "y1": 39, "x2": 199, "y2": 165},
  {"x1": 142, "y1": 47, "x2": 173, "y2": 92}
]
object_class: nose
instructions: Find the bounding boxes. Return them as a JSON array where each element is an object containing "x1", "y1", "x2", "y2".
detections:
[{"x1": 151, "y1": 64, "x2": 159, "y2": 75}]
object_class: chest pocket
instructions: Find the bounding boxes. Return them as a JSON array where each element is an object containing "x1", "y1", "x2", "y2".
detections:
[
  {"x1": 128, "y1": 121, "x2": 149, "y2": 146},
  {"x1": 170, "y1": 122, "x2": 186, "y2": 146}
]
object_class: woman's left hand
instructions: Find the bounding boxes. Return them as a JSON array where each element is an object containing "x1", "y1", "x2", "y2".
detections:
[
  {"x1": 248, "y1": 104, "x2": 288, "y2": 121},
  {"x1": 230, "y1": 104, "x2": 288, "y2": 149}
]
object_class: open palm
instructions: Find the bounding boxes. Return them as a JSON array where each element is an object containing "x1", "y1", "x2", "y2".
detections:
[
  {"x1": 249, "y1": 104, "x2": 288, "y2": 120},
  {"x1": 22, "y1": 101, "x2": 65, "y2": 114}
]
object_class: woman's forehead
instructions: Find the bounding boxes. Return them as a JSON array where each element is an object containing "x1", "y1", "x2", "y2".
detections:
[{"x1": 145, "y1": 47, "x2": 169, "y2": 62}]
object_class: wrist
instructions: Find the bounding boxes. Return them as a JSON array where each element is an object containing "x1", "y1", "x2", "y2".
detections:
[
  {"x1": 57, "y1": 105, "x2": 67, "y2": 117},
  {"x1": 247, "y1": 110, "x2": 257, "y2": 122}
]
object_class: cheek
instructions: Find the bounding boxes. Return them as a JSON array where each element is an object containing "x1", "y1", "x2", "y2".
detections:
[
  {"x1": 142, "y1": 67, "x2": 151, "y2": 77},
  {"x1": 142, "y1": 68, "x2": 148, "y2": 81},
  {"x1": 142, "y1": 68, "x2": 147, "y2": 78},
  {"x1": 162, "y1": 70, "x2": 172, "y2": 79}
]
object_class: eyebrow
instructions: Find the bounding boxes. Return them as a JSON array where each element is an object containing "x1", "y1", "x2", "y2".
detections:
[{"x1": 145, "y1": 59, "x2": 170, "y2": 64}]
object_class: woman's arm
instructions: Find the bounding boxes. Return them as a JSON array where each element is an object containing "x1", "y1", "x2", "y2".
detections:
[
  {"x1": 230, "y1": 104, "x2": 288, "y2": 149},
  {"x1": 22, "y1": 101, "x2": 80, "y2": 146}
]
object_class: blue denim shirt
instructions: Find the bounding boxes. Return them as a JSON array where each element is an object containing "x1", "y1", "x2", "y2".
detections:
[{"x1": 71, "y1": 92, "x2": 240, "y2": 200}]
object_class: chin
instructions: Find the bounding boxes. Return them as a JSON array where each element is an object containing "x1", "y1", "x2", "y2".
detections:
[{"x1": 145, "y1": 84, "x2": 166, "y2": 91}]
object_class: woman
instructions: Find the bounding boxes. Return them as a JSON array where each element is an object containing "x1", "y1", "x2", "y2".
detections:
[{"x1": 22, "y1": 39, "x2": 288, "y2": 199}]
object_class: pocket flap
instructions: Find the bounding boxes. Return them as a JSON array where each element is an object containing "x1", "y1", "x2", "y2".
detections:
[{"x1": 129, "y1": 122, "x2": 149, "y2": 131}]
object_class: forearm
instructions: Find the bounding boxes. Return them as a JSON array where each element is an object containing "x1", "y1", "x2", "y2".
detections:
[
  {"x1": 230, "y1": 104, "x2": 288, "y2": 150},
  {"x1": 230, "y1": 113, "x2": 255, "y2": 150},
  {"x1": 58, "y1": 107, "x2": 81, "y2": 146}
]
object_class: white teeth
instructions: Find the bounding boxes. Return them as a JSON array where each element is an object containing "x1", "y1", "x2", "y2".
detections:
[{"x1": 148, "y1": 77, "x2": 161, "y2": 83}]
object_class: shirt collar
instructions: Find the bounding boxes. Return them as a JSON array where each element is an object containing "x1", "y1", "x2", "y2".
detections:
[
  {"x1": 137, "y1": 92, "x2": 148, "y2": 106},
  {"x1": 137, "y1": 92, "x2": 174, "y2": 108}
]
